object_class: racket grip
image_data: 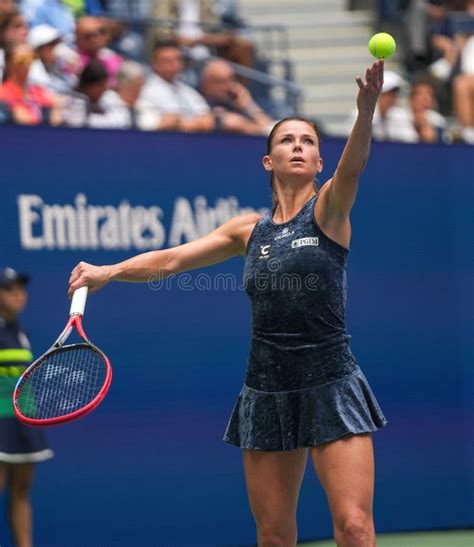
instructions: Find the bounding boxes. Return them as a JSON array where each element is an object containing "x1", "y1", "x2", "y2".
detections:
[{"x1": 70, "y1": 286, "x2": 88, "y2": 316}]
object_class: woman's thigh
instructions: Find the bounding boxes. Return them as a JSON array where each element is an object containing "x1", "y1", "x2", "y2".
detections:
[
  {"x1": 243, "y1": 447, "x2": 308, "y2": 527},
  {"x1": 310, "y1": 433, "x2": 375, "y2": 526},
  {"x1": 7, "y1": 463, "x2": 35, "y2": 496}
]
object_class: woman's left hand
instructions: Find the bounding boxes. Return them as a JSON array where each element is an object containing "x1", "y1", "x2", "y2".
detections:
[{"x1": 356, "y1": 60, "x2": 384, "y2": 117}]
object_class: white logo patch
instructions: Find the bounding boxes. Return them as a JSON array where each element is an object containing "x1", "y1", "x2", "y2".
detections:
[
  {"x1": 291, "y1": 237, "x2": 319, "y2": 248},
  {"x1": 258, "y1": 244, "x2": 271, "y2": 259}
]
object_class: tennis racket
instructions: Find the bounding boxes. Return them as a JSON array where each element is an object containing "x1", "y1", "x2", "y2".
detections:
[{"x1": 13, "y1": 286, "x2": 112, "y2": 426}]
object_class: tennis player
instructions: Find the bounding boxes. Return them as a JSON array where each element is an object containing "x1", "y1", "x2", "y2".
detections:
[{"x1": 69, "y1": 60, "x2": 387, "y2": 547}]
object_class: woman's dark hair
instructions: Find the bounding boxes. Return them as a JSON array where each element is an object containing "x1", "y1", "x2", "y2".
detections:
[
  {"x1": 266, "y1": 117, "x2": 322, "y2": 208},
  {"x1": 0, "y1": 9, "x2": 21, "y2": 48},
  {"x1": 152, "y1": 38, "x2": 180, "y2": 54},
  {"x1": 77, "y1": 59, "x2": 108, "y2": 90}
]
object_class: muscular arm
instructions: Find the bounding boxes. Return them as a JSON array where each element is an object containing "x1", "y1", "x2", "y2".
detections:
[{"x1": 68, "y1": 212, "x2": 261, "y2": 296}]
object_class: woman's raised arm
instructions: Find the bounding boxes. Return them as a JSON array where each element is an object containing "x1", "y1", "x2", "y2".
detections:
[{"x1": 321, "y1": 60, "x2": 384, "y2": 219}]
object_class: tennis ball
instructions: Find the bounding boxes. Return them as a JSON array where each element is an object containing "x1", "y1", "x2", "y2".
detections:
[{"x1": 368, "y1": 32, "x2": 396, "y2": 59}]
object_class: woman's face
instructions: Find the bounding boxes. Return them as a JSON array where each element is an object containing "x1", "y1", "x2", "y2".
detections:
[
  {"x1": 263, "y1": 120, "x2": 322, "y2": 183},
  {"x1": 7, "y1": 43, "x2": 35, "y2": 82},
  {"x1": 410, "y1": 84, "x2": 435, "y2": 112},
  {"x1": 4, "y1": 14, "x2": 28, "y2": 45}
]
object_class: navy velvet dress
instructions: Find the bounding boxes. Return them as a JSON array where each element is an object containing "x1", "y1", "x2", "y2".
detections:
[{"x1": 224, "y1": 194, "x2": 387, "y2": 451}]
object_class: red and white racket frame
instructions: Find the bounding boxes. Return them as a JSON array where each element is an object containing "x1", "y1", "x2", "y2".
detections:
[{"x1": 13, "y1": 287, "x2": 112, "y2": 426}]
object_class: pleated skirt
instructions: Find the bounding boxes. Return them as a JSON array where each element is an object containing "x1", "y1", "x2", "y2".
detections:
[{"x1": 224, "y1": 367, "x2": 387, "y2": 451}]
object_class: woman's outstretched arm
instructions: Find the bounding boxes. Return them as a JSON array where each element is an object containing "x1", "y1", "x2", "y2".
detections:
[
  {"x1": 68, "y1": 212, "x2": 261, "y2": 296},
  {"x1": 322, "y1": 60, "x2": 384, "y2": 218}
]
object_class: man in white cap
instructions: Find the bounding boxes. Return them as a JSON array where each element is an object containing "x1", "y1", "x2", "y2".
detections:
[
  {"x1": 28, "y1": 24, "x2": 78, "y2": 93},
  {"x1": 345, "y1": 70, "x2": 416, "y2": 142},
  {"x1": 346, "y1": 70, "x2": 446, "y2": 143}
]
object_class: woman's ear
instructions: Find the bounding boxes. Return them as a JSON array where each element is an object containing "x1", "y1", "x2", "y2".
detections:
[
  {"x1": 262, "y1": 155, "x2": 272, "y2": 172},
  {"x1": 317, "y1": 157, "x2": 323, "y2": 173}
]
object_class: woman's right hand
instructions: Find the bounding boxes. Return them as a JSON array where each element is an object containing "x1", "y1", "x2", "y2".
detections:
[{"x1": 68, "y1": 262, "x2": 113, "y2": 298}]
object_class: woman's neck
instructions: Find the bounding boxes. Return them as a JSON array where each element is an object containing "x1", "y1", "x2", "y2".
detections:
[
  {"x1": 272, "y1": 184, "x2": 316, "y2": 223},
  {"x1": 9, "y1": 75, "x2": 28, "y2": 90}
]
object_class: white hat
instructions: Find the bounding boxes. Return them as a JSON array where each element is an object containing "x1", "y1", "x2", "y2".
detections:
[
  {"x1": 382, "y1": 70, "x2": 405, "y2": 93},
  {"x1": 28, "y1": 25, "x2": 62, "y2": 50}
]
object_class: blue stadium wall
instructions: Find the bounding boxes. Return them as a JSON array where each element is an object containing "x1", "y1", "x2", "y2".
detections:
[{"x1": 0, "y1": 127, "x2": 473, "y2": 546}]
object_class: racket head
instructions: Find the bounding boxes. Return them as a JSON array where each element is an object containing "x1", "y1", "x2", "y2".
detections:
[{"x1": 13, "y1": 342, "x2": 112, "y2": 426}]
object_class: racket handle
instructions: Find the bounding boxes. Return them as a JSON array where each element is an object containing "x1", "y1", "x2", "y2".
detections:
[{"x1": 70, "y1": 286, "x2": 88, "y2": 316}]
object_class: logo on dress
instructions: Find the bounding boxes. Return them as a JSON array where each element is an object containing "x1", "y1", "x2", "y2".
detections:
[
  {"x1": 291, "y1": 237, "x2": 319, "y2": 248},
  {"x1": 274, "y1": 227, "x2": 295, "y2": 241},
  {"x1": 258, "y1": 244, "x2": 271, "y2": 259}
]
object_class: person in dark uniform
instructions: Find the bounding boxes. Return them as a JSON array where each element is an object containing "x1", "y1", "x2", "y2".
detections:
[
  {"x1": 68, "y1": 60, "x2": 387, "y2": 546},
  {"x1": 0, "y1": 267, "x2": 53, "y2": 547}
]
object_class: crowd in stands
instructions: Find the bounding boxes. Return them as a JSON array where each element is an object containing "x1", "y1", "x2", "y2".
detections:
[
  {"x1": 375, "y1": 0, "x2": 474, "y2": 143},
  {"x1": 0, "y1": 0, "x2": 472, "y2": 143},
  {"x1": 0, "y1": 0, "x2": 274, "y2": 135}
]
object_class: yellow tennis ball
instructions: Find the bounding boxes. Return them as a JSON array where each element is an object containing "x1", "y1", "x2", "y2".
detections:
[{"x1": 368, "y1": 32, "x2": 396, "y2": 59}]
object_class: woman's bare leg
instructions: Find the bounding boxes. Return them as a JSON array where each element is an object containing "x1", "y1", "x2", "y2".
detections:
[
  {"x1": 7, "y1": 463, "x2": 35, "y2": 547},
  {"x1": 243, "y1": 448, "x2": 308, "y2": 547},
  {"x1": 311, "y1": 434, "x2": 376, "y2": 547}
]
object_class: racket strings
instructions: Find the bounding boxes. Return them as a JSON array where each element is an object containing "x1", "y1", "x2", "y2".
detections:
[{"x1": 17, "y1": 345, "x2": 108, "y2": 419}]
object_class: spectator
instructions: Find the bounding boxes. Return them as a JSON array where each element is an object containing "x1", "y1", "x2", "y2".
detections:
[
  {"x1": 76, "y1": 15, "x2": 123, "y2": 86},
  {"x1": 345, "y1": 71, "x2": 409, "y2": 141},
  {"x1": 28, "y1": 24, "x2": 77, "y2": 93},
  {"x1": 150, "y1": 0, "x2": 254, "y2": 68},
  {"x1": 87, "y1": 60, "x2": 180, "y2": 130},
  {"x1": 0, "y1": 0, "x2": 14, "y2": 14},
  {"x1": 74, "y1": 58, "x2": 109, "y2": 126},
  {"x1": 139, "y1": 40, "x2": 214, "y2": 133},
  {"x1": 0, "y1": 9, "x2": 29, "y2": 82},
  {"x1": 425, "y1": 0, "x2": 471, "y2": 81},
  {"x1": 200, "y1": 58, "x2": 273, "y2": 135},
  {"x1": 408, "y1": 77, "x2": 447, "y2": 142},
  {"x1": 452, "y1": 37, "x2": 474, "y2": 142},
  {"x1": 0, "y1": 42, "x2": 63, "y2": 125},
  {"x1": 345, "y1": 71, "x2": 445, "y2": 142},
  {"x1": 0, "y1": 267, "x2": 53, "y2": 547},
  {"x1": 449, "y1": 0, "x2": 474, "y2": 142},
  {"x1": 21, "y1": 0, "x2": 76, "y2": 44}
]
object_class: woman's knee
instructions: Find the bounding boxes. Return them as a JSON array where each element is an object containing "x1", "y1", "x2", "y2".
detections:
[
  {"x1": 335, "y1": 510, "x2": 374, "y2": 547},
  {"x1": 258, "y1": 522, "x2": 296, "y2": 547}
]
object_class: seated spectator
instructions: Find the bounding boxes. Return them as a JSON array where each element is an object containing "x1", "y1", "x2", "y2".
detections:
[
  {"x1": 408, "y1": 77, "x2": 447, "y2": 142},
  {"x1": 0, "y1": 0, "x2": 14, "y2": 15},
  {"x1": 200, "y1": 58, "x2": 273, "y2": 135},
  {"x1": 345, "y1": 71, "x2": 445, "y2": 142},
  {"x1": 452, "y1": 34, "x2": 474, "y2": 142},
  {"x1": 345, "y1": 71, "x2": 409, "y2": 141},
  {"x1": 447, "y1": 0, "x2": 474, "y2": 143},
  {"x1": 21, "y1": 0, "x2": 76, "y2": 44},
  {"x1": 88, "y1": 60, "x2": 180, "y2": 130},
  {"x1": 0, "y1": 9, "x2": 28, "y2": 81},
  {"x1": 139, "y1": 40, "x2": 214, "y2": 133},
  {"x1": 150, "y1": 0, "x2": 254, "y2": 68},
  {"x1": 76, "y1": 15, "x2": 123, "y2": 86},
  {"x1": 73, "y1": 58, "x2": 109, "y2": 126},
  {"x1": 28, "y1": 24, "x2": 77, "y2": 93},
  {"x1": 0, "y1": 42, "x2": 62, "y2": 125}
]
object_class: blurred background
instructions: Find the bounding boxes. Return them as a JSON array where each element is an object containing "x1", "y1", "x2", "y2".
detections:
[{"x1": 0, "y1": 1, "x2": 473, "y2": 546}]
